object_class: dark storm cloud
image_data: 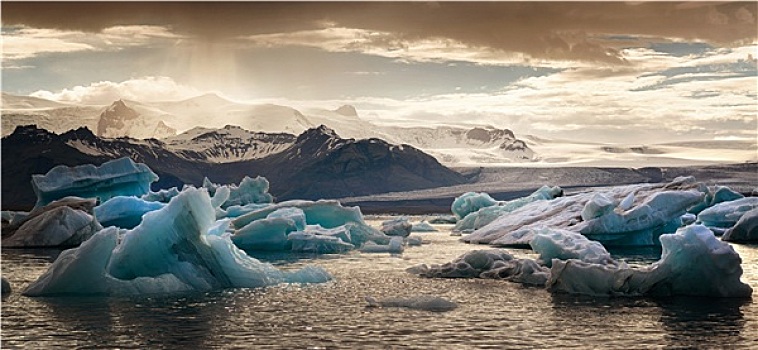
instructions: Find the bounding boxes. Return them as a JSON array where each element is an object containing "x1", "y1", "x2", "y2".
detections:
[{"x1": 3, "y1": 2, "x2": 756, "y2": 64}]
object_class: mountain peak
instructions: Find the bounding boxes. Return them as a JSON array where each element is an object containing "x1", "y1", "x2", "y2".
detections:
[{"x1": 334, "y1": 105, "x2": 358, "y2": 117}]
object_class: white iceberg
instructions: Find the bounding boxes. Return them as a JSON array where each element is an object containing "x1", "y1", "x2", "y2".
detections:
[
  {"x1": 203, "y1": 176, "x2": 273, "y2": 209},
  {"x1": 547, "y1": 225, "x2": 752, "y2": 298},
  {"x1": 23, "y1": 187, "x2": 331, "y2": 297},
  {"x1": 529, "y1": 228, "x2": 614, "y2": 267},
  {"x1": 411, "y1": 221, "x2": 438, "y2": 232},
  {"x1": 463, "y1": 178, "x2": 705, "y2": 247},
  {"x1": 94, "y1": 196, "x2": 165, "y2": 229},
  {"x1": 698, "y1": 197, "x2": 758, "y2": 228},
  {"x1": 31, "y1": 157, "x2": 158, "y2": 208}
]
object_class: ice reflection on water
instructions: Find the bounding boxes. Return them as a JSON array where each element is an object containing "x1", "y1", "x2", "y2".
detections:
[{"x1": 2, "y1": 220, "x2": 757, "y2": 349}]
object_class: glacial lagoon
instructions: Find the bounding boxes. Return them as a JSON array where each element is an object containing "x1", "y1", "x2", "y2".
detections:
[{"x1": 3, "y1": 219, "x2": 757, "y2": 349}]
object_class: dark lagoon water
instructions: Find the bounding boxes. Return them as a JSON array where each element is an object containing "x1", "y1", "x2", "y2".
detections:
[{"x1": 3, "y1": 218, "x2": 758, "y2": 349}]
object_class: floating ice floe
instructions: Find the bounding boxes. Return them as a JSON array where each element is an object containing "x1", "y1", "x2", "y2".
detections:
[
  {"x1": 407, "y1": 249, "x2": 550, "y2": 286},
  {"x1": 94, "y1": 196, "x2": 165, "y2": 229},
  {"x1": 23, "y1": 187, "x2": 331, "y2": 297},
  {"x1": 3, "y1": 197, "x2": 102, "y2": 248},
  {"x1": 548, "y1": 225, "x2": 752, "y2": 298},
  {"x1": 722, "y1": 208, "x2": 758, "y2": 243},
  {"x1": 697, "y1": 197, "x2": 758, "y2": 229},
  {"x1": 365, "y1": 296, "x2": 458, "y2": 312},
  {"x1": 203, "y1": 176, "x2": 273, "y2": 209},
  {"x1": 381, "y1": 217, "x2": 412, "y2": 237},
  {"x1": 411, "y1": 224, "x2": 752, "y2": 298},
  {"x1": 429, "y1": 215, "x2": 457, "y2": 224},
  {"x1": 411, "y1": 221, "x2": 438, "y2": 232},
  {"x1": 462, "y1": 177, "x2": 705, "y2": 247},
  {"x1": 529, "y1": 228, "x2": 614, "y2": 267},
  {"x1": 31, "y1": 157, "x2": 157, "y2": 208},
  {"x1": 360, "y1": 236, "x2": 405, "y2": 254},
  {"x1": 454, "y1": 185, "x2": 563, "y2": 233}
]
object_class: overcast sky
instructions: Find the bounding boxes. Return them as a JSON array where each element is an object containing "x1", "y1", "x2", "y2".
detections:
[{"x1": 2, "y1": 2, "x2": 756, "y2": 143}]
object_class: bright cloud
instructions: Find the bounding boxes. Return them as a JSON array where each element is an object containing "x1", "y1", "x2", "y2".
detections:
[
  {"x1": 2, "y1": 25, "x2": 183, "y2": 65},
  {"x1": 30, "y1": 76, "x2": 201, "y2": 105}
]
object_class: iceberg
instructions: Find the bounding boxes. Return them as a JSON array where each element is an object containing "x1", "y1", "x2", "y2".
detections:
[
  {"x1": 365, "y1": 296, "x2": 458, "y2": 312},
  {"x1": 688, "y1": 186, "x2": 744, "y2": 214},
  {"x1": 94, "y1": 196, "x2": 165, "y2": 229},
  {"x1": 429, "y1": 215, "x2": 457, "y2": 224},
  {"x1": 31, "y1": 157, "x2": 158, "y2": 208},
  {"x1": 3, "y1": 198, "x2": 102, "y2": 248},
  {"x1": 454, "y1": 186, "x2": 563, "y2": 232},
  {"x1": 547, "y1": 225, "x2": 752, "y2": 298},
  {"x1": 142, "y1": 187, "x2": 180, "y2": 203},
  {"x1": 360, "y1": 236, "x2": 405, "y2": 254},
  {"x1": 451, "y1": 192, "x2": 497, "y2": 219},
  {"x1": 23, "y1": 187, "x2": 331, "y2": 297},
  {"x1": 722, "y1": 208, "x2": 758, "y2": 242},
  {"x1": 381, "y1": 217, "x2": 412, "y2": 237},
  {"x1": 231, "y1": 217, "x2": 297, "y2": 251},
  {"x1": 288, "y1": 231, "x2": 354, "y2": 254},
  {"x1": 407, "y1": 249, "x2": 549, "y2": 286},
  {"x1": 203, "y1": 176, "x2": 273, "y2": 209},
  {"x1": 463, "y1": 178, "x2": 706, "y2": 247},
  {"x1": 266, "y1": 207, "x2": 307, "y2": 231},
  {"x1": 529, "y1": 228, "x2": 614, "y2": 267},
  {"x1": 232, "y1": 200, "x2": 387, "y2": 246},
  {"x1": 411, "y1": 221, "x2": 438, "y2": 232},
  {"x1": 698, "y1": 197, "x2": 758, "y2": 228}
]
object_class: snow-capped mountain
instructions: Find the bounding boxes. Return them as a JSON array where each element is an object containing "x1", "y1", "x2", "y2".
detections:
[
  {"x1": 1, "y1": 93, "x2": 537, "y2": 166},
  {"x1": 163, "y1": 125, "x2": 296, "y2": 163},
  {"x1": 1, "y1": 93, "x2": 101, "y2": 137},
  {"x1": 97, "y1": 100, "x2": 177, "y2": 139}
]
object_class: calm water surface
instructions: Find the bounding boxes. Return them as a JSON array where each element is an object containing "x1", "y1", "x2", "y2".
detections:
[{"x1": 2, "y1": 219, "x2": 758, "y2": 349}]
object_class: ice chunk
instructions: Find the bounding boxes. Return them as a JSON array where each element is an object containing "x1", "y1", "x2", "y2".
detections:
[
  {"x1": 267, "y1": 207, "x2": 307, "y2": 231},
  {"x1": 31, "y1": 157, "x2": 158, "y2": 208},
  {"x1": 232, "y1": 217, "x2": 298, "y2": 251},
  {"x1": 94, "y1": 196, "x2": 165, "y2": 229},
  {"x1": 360, "y1": 236, "x2": 404, "y2": 254},
  {"x1": 581, "y1": 193, "x2": 615, "y2": 221},
  {"x1": 547, "y1": 225, "x2": 752, "y2": 298},
  {"x1": 232, "y1": 200, "x2": 387, "y2": 246},
  {"x1": 142, "y1": 187, "x2": 180, "y2": 203},
  {"x1": 530, "y1": 228, "x2": 614, "y2": 267},
  {"x1": 2, "y1": 205, "x2": 102, "y2": 248},
  {"x1": 722, "y1": 208, "x2": 758, "y2": 242},
  {"x1": 681, "y1": 213, "x2": 697, "y2": 225},
  {"x1": 698, "y1": 197, "x2": 758, "y2": 228},
  {"x1": 411, "y1": 221, "x2": 438, "y2": 232},
  {"x1": 454, "y1": 186, "x2": 563, "y2": 232},
  {"x1": 365, "y1": 296, "x2": 457, "y2": 312},
  {"x1": 451, "y1": 192, "x2": 497, "y2": 219},
  {"x1": 23, "y1": 188, "x2": 331, "y2": 296},
  {"x1": 406, "y1": 235, "x2": 424, "y2": 246},
  {"x1": 288, "y1": 231, "x2": 354, "y2": 254},
  {"x1": 429, "y1": 215, "x2": 457, "y2": 224},
  {"x1": 618, "y1": 192, "x2": 635, "y2": 211},
  {"x1": 303, "y1": 224, "x2": 352, "y2": 244},
  {"x1": 203, "y1": 176, "x2": 273, "y2": 209},
  {"x1": 381, "y1": 217, "x2": 412, "y2": 237},
  {"x1": 217, "y1": 203, "x2": 272, "y2": 218},
  {"x1": 689, "y1": 186, "x2": 744, "y2": 214},
  {"x1": 407, "y1": 249, "x2": 514, "y2": 278}
]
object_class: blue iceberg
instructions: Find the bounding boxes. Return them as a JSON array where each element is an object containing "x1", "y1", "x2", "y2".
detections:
[
  {"x1": 232, "y1": 217, "x2": 298, "y2": 251},
  {"x1": 31, "y1": 157, "x2": 158, "y2": 208},
  {"x1": 698, "y1": 197, "x2": 758, "y2": 228},
  {"x1": 722, "y1": 208, "x2": 758, "y2": 242},
  {"x1": 23, "y1": 187, "x2": 331, "y2": 297},
  {"x1": 451, "y1": 192, "x2": 497, "y2": 219},
  {"x1": 548, "y1": 225, "x2": 752, "y2": 297},
  {"x1": 94, "y1": 196, "x2": 165, "y2": 229}
]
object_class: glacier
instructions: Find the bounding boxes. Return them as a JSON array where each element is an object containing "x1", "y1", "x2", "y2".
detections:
[
  {"x1": 31, "y1": 157, "x2": 158, "y2": 208},
  {"x1": 23, "y1": 187, "x2": 331, "y2": 297}
]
